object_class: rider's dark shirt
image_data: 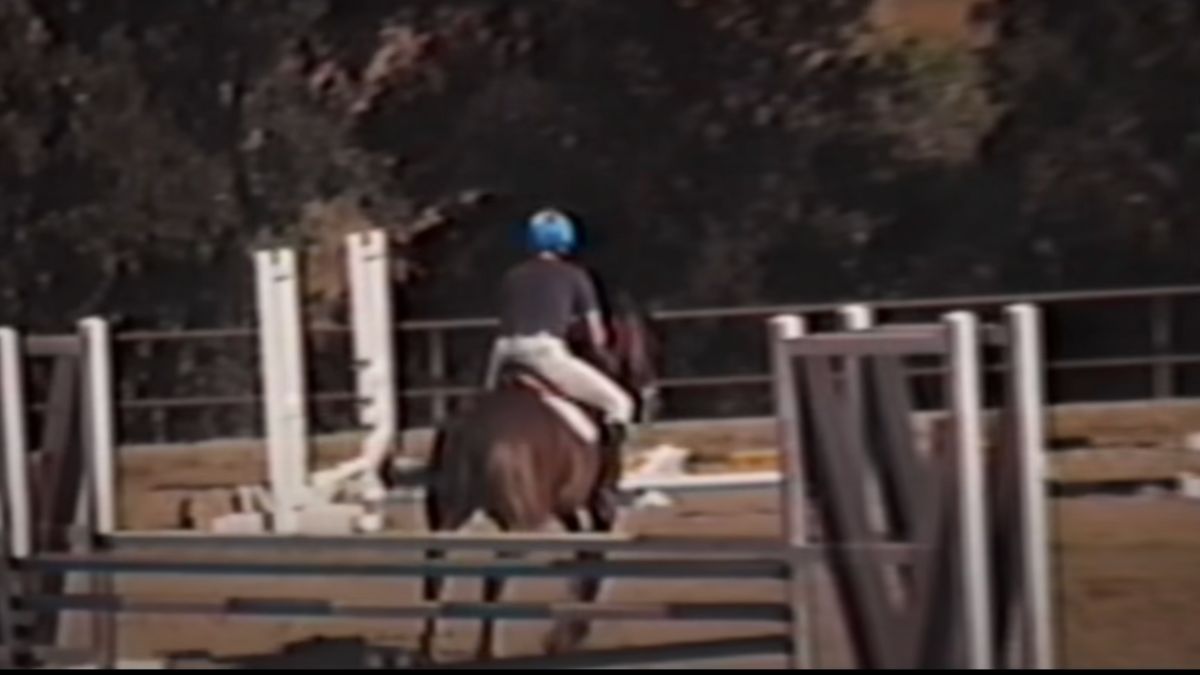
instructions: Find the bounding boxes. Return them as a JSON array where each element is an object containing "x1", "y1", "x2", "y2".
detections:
[{"x1": 498, "y1": 257, "x2": 600, "y2": 338}]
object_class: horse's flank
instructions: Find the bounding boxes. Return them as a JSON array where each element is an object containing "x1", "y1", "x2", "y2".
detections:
[{"x1": 426, "y1": 388, "x2": 601, "y2": 532}]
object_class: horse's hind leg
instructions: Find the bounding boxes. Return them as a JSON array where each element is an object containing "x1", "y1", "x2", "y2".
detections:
[
  {"x1": 544, "y1": 509, "x2": 611, "y2": 655},
  {"x1": 417, "y1": 486, "x2": 472, "y2": 662},
  {"x1": 477, "y1": 544, "x2": 518, "y2": 661}
]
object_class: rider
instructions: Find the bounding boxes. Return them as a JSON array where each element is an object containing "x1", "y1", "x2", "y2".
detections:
[{"x1": 484, "y1": 208, "x2": 635, "y2": 447}]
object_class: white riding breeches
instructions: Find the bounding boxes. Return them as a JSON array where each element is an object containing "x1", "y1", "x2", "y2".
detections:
[{"x1": 484, "y1": 333, "x2": 634, "y2": 426}]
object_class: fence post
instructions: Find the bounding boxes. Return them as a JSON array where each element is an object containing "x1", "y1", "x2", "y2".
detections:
[
  {"x1": 768, "y1": 314, "x2": 812, "y2": 669},
  {"x1": 152, "y1": 408, "x2": 168, "y2": 445},
  {"x1": 838, "y1": 304, "x2": 894, "y2": 539},
  {"x1": 1150, "y1": 296, "x2": 1174, "y2": 399},
  {"x1": 428, "y1": 330, "x2": 447, "y2": 423},
  {"x1": 944, "y1": 311, "x2": 994, "y2": 670},
  {"x1": 80, "y1": 318, "x2": 117, "y2": 537},
  {"x1": 838, "y1": 303, "x2": 875, "y2": 425},
  {"x1": 0, "y1": 328, "x2": 31, "y2": 559},
  {"x1": 1005, "y1": 304, "x2": 1055, "y2": 669}
]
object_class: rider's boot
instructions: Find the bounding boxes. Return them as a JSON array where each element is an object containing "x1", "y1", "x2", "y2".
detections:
[{"x1": 601, "y1": 420, "x2": 629, "y2": 450}]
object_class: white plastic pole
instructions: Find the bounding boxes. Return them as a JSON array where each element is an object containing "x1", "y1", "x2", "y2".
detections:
[
  {"x1": 944, "y1": 311, "x2": 994, "y2": 669},
  {"x1": 0, "y1": 328, "x2": 31, "y2": 558},
  {"x1": 838, "y1": 303, "x2": 875, "y2": 331},
  {"x1": 279, "y1": 248, "x2": 310, "y2": 532},
  {"x1": 311, "y1": 231, "x2": 398, "y2": 522},
  {"x1": 1006, "y1": 303, "x2": 1055, "y2": 669},
  {"x1": 351, "y1": 230, "x2": 398, "y2": 436},
  {"x1": 349, "y1": 232, "x2": 374, "y2": 424},
  {"x1": 255, "y1": 250, "x2": 285, "y2": 530},
  {"x1": 81, "y1": 318, "x2": 117, "y2": 536},
  {"x1": 255, "y1": 249, "x2": 308, "y2": 534}
]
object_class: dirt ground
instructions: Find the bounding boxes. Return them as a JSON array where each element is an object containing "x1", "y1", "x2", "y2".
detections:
[{"x1": 95, "y1": 402, "x2": 1200, "y2": 668}]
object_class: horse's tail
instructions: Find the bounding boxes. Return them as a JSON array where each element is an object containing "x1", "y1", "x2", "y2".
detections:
[{"x1": 423, "y1": 421, "x2": 479, "y2": 532}]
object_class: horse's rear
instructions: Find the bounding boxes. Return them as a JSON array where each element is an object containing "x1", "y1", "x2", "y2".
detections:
[
  {"x1": 418, "y1": 385, "x2": 615, "y2": 661},
  {"x1": 424, "y1": 387, "x2": 602, "y2": 533}
]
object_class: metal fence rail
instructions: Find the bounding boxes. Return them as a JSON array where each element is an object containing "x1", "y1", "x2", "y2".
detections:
[
  {"x1": 4, "y1": 533, "x2": 821, "y2": 669},
  {"x1": 84, "y1": 284, "x2": 1200, "y2": 443}
]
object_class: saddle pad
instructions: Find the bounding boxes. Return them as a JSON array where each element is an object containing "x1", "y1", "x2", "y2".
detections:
[{"x1": 537, "y1": 392, "x2": 600, "y2": 445}]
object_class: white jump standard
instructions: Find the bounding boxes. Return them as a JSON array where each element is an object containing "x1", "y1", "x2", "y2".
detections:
[{"x1": 221, "y1": 229, "x2": 401, "y2": 535}]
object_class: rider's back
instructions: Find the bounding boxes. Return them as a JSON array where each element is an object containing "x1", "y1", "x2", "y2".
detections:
[{"x1": 498, "y1": 257, "x2": 598, "y2": 339}]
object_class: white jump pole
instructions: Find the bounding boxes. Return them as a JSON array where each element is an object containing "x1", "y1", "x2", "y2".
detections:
[
  {"x1": 1005, "y1": 303, "x2": 1055, "y2": 669},
  {"x1": 349, "y1": 230, "x2": 398, "y2": 488},
  {"x1": 80, "y1": 318, "x2": 117, "y2": 536},
  {"x1": 944, "y1": 311, "x2": 994, "y2": 670},
  {"x1": 254, "y1": 249, "x2": 309, "y2": 534},
  {"x1": 0, "y1": 328, "x2": 32, "y2": 558},
  {"x1": 312, "y1": 230, "x2": 398, "y2": 524}
]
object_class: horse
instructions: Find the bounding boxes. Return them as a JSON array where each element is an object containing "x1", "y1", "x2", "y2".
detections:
[{"x1": 415, "y1": 296, "x2": 659, "y2": 662}]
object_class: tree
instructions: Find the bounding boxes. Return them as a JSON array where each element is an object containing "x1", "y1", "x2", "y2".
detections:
[
  {"x1": 0, "y1": 0, "x2": 481, "y2": 331},
  {"x1": 980, "y1": 0, "x2": 1200, "y2": 287}
]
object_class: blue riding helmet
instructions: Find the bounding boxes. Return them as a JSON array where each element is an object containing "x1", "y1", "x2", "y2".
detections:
[{"x1": 527, "y1": 208, "x2": 577, "y2": 255}]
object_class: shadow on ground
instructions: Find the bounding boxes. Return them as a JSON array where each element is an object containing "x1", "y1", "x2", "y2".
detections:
[{"x1": 166, "y1": 637, "x2": 418, "y2": 669}]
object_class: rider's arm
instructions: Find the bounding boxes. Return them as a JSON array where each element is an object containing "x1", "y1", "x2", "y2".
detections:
[
  {"x1": 584, "y1": 309, "x2": 608, "y2": 351},
  {"x1": 573, "y1": 268, "x2": 608, "y2": 351}
]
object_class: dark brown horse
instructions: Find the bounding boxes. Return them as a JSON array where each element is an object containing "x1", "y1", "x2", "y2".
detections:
[{"x1": 416, "y1": 296, "x2": 658, "y2": 662}]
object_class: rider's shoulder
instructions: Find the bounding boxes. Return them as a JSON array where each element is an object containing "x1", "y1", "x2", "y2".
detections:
[
  {"x1": 533, "y1": 255, "x2": 586, "y2": 274},
  {"x1": 508, "y1": 255, "x2": 594, "y2": 282},
  {"x1": 559, "y1": 259, "x2": 598, "y2": 282}
]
